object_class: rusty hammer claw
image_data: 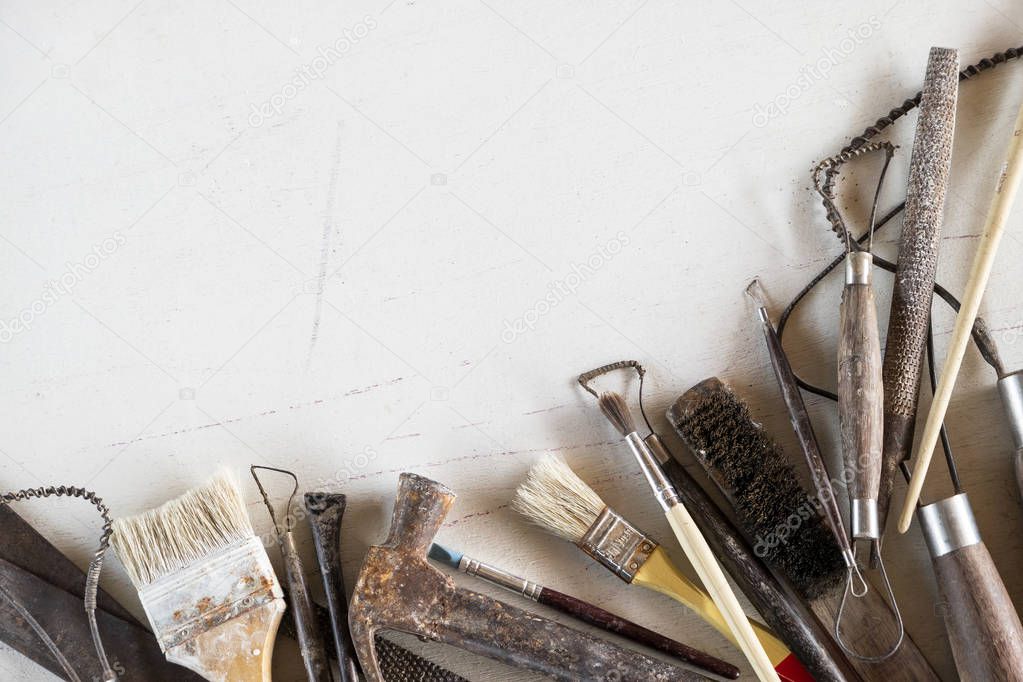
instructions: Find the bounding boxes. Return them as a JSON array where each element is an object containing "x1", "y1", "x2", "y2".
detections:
[{"x1": 349, "y1": 472, "x2": 710, "y2": 681}]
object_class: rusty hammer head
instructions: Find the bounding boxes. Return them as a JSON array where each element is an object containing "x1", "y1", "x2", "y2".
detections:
[{"x1": 348, "y1": 472, "x2": 709, "y2": 682}]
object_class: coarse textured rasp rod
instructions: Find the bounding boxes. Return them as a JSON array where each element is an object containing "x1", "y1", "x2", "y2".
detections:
[
  {"x1": 877, "y1": 47, "x2": 959, "y2": 540},
  {"x1": 900, "y1": 89, "x2": 1023, "y2": 532}
]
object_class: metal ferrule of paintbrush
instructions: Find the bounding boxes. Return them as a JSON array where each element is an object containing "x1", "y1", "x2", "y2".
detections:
[
  {"x1": 624, "y1": 431, "x2": 682, "y2": 511},
  {"x1": 579, "y1": 507, "x2": 658, "y2": 581},
  {"x1": 457, "y1": 554, "x2": 544, "y2": 600},
  {"x1": 138, "y1": 536, "x2": 283, "y2": 652}
]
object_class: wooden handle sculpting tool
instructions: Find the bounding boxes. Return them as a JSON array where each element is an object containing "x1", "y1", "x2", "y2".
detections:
[
  {"x1": 900, "y1": 93, "x2": 1023, "y2": 532},
  {"x1": 428, "y1": 543, "x2": 740, "y2": 678},
  {"x1": 917, "y1": 492, "x2": 1023, "y2": 679}
]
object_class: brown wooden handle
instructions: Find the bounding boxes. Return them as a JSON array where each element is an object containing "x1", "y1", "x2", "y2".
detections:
[
  {"x1": 838, "y1": 278, "x2": 883, "y2": 538},
  {"x1": 932, "y1": 542, "x2": 1023, "y2": 680},
  {"x1": 537, "y1": 587, "x2": 741, "y2": 679}
]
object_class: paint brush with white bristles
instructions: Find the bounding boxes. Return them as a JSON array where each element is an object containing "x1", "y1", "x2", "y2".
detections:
[
  {"x1": 111, "y1": 472, "x2": 285, "y2": 682},
  {"x1": 597, "y1": 391, "x2": 780, "y2": 682}
]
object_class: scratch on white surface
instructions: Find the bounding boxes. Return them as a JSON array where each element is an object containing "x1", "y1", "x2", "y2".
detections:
[{"x1": 307, "y1": 121, "x2": 344, "y2": 365}]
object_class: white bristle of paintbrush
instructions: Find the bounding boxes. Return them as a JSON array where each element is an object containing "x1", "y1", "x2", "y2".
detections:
[
  {"x1": 111, "y1": 472, "x2": 254, "y2": 587},
  {"x1": 512, "y1": 455, "x2": 606, "y2": 543}
]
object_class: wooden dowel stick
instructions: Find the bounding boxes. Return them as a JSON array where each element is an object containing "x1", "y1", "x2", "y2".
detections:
[{"x1": 899, "y1": 96, "x2": 1023, "y2": 533}]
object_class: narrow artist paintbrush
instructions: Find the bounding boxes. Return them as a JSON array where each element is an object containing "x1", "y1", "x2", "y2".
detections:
[
  {"x1": 514, "y1": 455, "x2": 803, "y2": 681},
  {"x1": 901, "y1": 91, "x2": 1023, "y2": 532},
  {"x1": 877, "y1": 47, "x2": 959, "y2": 541},
  {"x1": 427, "y1": 542, "x2": 738, "y2": 678},
  {"x1": 596, "y1": 392, "x2": 780, "y2": 681},
  {"x1": 669, "y1": 379, "x2": 938, "y2": 680},
  {"x1": 111, "y1": 473, "x2": 286, "y2": 682},
  {"x1": 250, "y1": 466, "x2": 331, "y2": 682}
]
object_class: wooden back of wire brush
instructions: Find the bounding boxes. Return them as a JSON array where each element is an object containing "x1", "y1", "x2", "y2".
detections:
[{"x1": 933, "y1": 541, "x2": 1023, "y2": 681}]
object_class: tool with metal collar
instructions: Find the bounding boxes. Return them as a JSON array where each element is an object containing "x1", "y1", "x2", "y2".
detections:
[{"x1": 348, "y1": 472, "x2": 707, "y2": 682}]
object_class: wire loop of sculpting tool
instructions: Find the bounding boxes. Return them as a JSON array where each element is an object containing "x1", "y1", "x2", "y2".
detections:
[{"x1": 834, "y1": 544, "x2": 904, "y2": 662}]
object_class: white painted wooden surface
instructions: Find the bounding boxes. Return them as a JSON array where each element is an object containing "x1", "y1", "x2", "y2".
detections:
[{"x1": 2, "y1": 1, "x2": 1023, "y2": 680}]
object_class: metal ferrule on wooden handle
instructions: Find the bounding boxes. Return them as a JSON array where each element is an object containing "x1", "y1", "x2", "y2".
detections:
[
  {"x1": 623, "y1": 432, "x2": 780, "y2": 682},
  {"x1": 839, "y1": 251, "x2": 884, "y2": 541},
  {"x1": 918, "y1": 493, "x2": 1023, "y2": 680},
  {"x1": 997, "y1": 370, "x2": 1023, "y2": 502}
]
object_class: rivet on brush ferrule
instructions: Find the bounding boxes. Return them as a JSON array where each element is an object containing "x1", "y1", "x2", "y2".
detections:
[
  {"x1": 579, "y1": 507, "x2": 656, "y2": 582},
  {"x1": 918, "y1": 493, "x2": 981, "y2": 557}
]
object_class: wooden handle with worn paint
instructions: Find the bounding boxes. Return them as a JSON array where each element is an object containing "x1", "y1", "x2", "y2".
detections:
[
  {"x1": 919, "y1": 493, "x2": 1023, "y2": 681},
  {"x1": 838, "y1": 252, "x2": 884, "y2": 540},
  {"x1": 166, "y1": 599, "x2": 285, "y2": 682}
]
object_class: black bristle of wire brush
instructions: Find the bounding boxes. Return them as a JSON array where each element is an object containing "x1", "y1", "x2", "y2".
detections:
[{"x1": 668, "y1": 378, "x2": 846, "y2": 600}]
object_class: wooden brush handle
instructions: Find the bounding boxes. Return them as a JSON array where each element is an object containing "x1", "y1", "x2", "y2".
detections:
[
  {"x1": 658, "y1": 454, "x2": 861, "y2": 682},
  {"x1": 664, "y1": 504, "x2": 780, "y2": 681},
  {"x1": 932, "y1": 543, "x2": 1023, "y2": 681},
  {"x1": 633, "y1": 547, "x2": 789, "y2": 666},
  {"x1": 166, "y1": 599, "x2": 285, "y2": 682},
  {"x1": 537, "y1": 585, "x2": 741, "y2": 679},
  {"x1": 838, "y1": 254, "x2": 884, "y2": 539}
]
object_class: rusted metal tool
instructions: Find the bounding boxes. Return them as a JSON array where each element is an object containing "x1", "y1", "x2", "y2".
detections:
[
  {"x1": 0, "y1": 505, "x2": 205, "y2": 682},
  {"x1": 348, "y1": 472, "x2": 710, "y2": 682}
]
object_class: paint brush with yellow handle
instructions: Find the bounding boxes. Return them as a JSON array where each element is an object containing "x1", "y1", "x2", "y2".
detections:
[{"x1": 513, "y1": 455, "x2": 814, "y2": 681}]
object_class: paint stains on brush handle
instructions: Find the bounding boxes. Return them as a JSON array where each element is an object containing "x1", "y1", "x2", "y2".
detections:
[{"x1": 838, "y1": 257, "x2": 884, "y2": 541}]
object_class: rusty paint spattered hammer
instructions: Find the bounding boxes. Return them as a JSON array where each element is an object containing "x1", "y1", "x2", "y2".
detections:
[{"x1": 348, "y1": 472, "x2": 712, "y2": 682}]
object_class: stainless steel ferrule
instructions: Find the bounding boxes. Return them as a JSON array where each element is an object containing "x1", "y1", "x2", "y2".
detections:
[
  {"x1": 579, "y1": 507, "x2": 657, "y2": 582},
  {"x1": 918, "y1": 493, "x2": 981, "y2": 557},
  {"x1": 850, "y1": 498, "x2": 879, "y2": 540},
  {"x1": 998, "y1": 370, "x2": 1023, "y2": 449},
  {"x1": 643, "y1": 432, "x2": 672, "y2": 465},
  {"x1": 845, "y1": 251, "x2": 873, "y2": 285},
  {"x1": 625, "y1": 432, "x2": 681, "y2": 511},
  {"x1": 459, "y1": 555, "x2": 542, "y2": 600}
]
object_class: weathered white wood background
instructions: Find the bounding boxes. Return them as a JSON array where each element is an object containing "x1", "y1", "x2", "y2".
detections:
[{"x1": 3, "y1": 0, "x2": 1023, "y2": 679}]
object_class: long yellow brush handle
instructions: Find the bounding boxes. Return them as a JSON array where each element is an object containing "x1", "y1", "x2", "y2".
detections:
[
  {"x1": 898, "y1": 95, "x2": 1023, "y2": 534},
  {"x1": 665, "y1": 504, "x2": 780, "y2": 681},
  {"x1": 633, "y1": 547, "x2": 792, "y2": 665}
]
